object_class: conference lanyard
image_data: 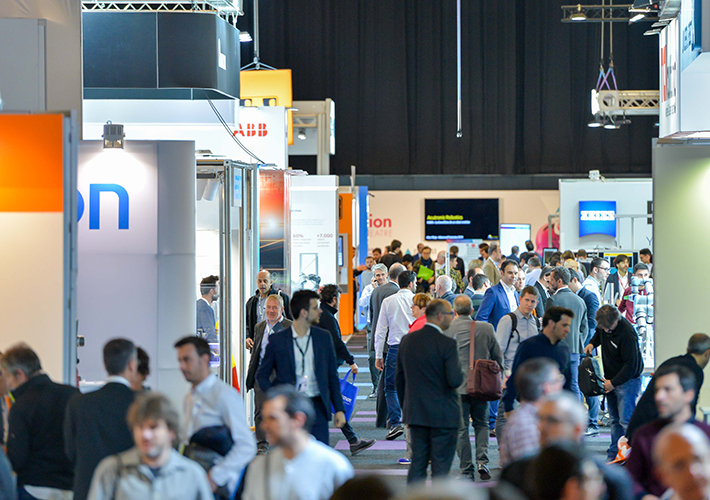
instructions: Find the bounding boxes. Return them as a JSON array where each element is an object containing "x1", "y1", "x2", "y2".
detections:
[{"x1": 293, "y1": 333, "x2": 312, "y2": 376}]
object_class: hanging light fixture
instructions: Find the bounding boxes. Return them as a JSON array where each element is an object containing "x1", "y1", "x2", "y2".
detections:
[
  {"x1": 570, "y1": 4, "x2": 587, "y2": 21},
  {"x1": 102, "y1": 121, "x2": 124, "y2": 149}
]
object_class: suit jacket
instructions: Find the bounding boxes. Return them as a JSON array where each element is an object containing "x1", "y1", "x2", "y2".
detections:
[
  {"x1": 606, "y1": 271, "x2": 629, "y2": 303},
  {"x1": 533, "y1": 281, "x2": 550, "y2": 319},
  {"x1": 256, "y1": 326, "x2": 345, "y2": 416},
  {"x1": 395, "y1": 325, "x2": 463, "y2": 428},
  {"x1": 64, "y1": 382, "x2": 135, "y2": 500},
  {"x1": 318, "y1": 302, "x2": 355, "y2": 366},
  {"x1": 369, "y1": 281, "x2": 399, "y2": 350},
  {"x1": 482, "y1": 259, "x2": 502, "y2": 286},
  {"x1": 545, "y1": 287, "x2": 588, "y2": 354},
  {"x1": 576, "y1": 286, "x2": 600, "y2": 343},
  {"x1": 245, "y1": 288, "x2": 292, "y2": 341},
  {"x1": 475, "y1": 283, "x2": 519, "y2": 329},
  {"x1": 196, "y1": 299, "x2": 218, "y2": 342},
  {"x1": 444, "y1": 317, "x2": 503, "y2": 395},
  {"x1": 380, "y1": 253, "x2": 403, "y2": 269},
  {"x1": 246, "y1": 318, "x2": 292, "y2": 391}
]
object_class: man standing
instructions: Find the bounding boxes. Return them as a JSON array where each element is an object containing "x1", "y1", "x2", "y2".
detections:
[
  {"x1": 246, "y1": 270, "x2": 292, "y2": 348},
  {"x1": 640, "y1": 248, "x2": 653, "y2": 275},
  {"x1": 360, "y1": 263, "x2": 388, "y2": 396},
  {"x1": 88, "y1": 393, "x2": 213, "y2": 500},
  {"x1": 618, "y1": 263, "x2": 651, "y2": 324},
  {"x1": 3, "y1": 343, "x2": 79, "y2": 500},
  {"x1": 246, "y1": 294, "x2": 292, "y2": 455},
  {"x1": 606, "y1": 255, "x2": 630, "y2": 306},
  {"x1": 256, "y1": 290, "x2": 347, "y2": 445},
  {"x1": 449, "y1": 246, "x2": 466, "y2": 276},
  {"x1": 395, "y1": 299, "x2": 463, "y2": 483},
  {"x1": 584, "y1": 305, "x2": 643, "y2": 461},
  {"x1": 380, "y1": 239, "x2": 404, "y2": 269},
  {"x1": 359, "y1": 256, "x2": 376, "y2": 288},
  {"x1": 435, "y1": 275, "x2": 456, "y2": 305},
  {"x1": 64, "y1": 339, "x2": 139, "y2": 500},
  {"x1": 375, "y1": 271, "x2": 416, "y2": 440},
  {"x1": 533, "y1": 266, "x2": 553, "y2": 319},
  {"x1": 175, "y1": 337, "x2": 256, "y2": 497},
  {"x1": 243, "y1": 386, "x2": 354, "y2": 500},
  {"x1": 446, "y1": 295, "x2": 502, "y2": 481},
  {"x1": 524, "y1": 256, "x2": 543, "y2": 286},
  {"x1": 653, "y1": 425, "x2": 710, "y2": 500},
  {"x1": 479, "y1": 243, "x2": 490, "y2": 261},
  {"x1": 545, "y1": 267, "x2": 588, "y2": 399},
  {"x1": 482, "y1": 243, "x2": 503, "y2": 285},
  {"x1": 372, "y1": 247, "x2": 383, "y2": 262},
  {"x1": 469, "y1": 274, "x2": 491, "y2": 316},
  {"x1": 582, "y1": 258, "x2": 609, "y2": 303},
  {"x1": 475, "y1": 260, "x2": 520, "y2": 329},
  {"x1": 508, "y1": 246, "x2": 521, "y2": 263},
  {"x1": 197, "y1": 275, "x2": 219, "y2": 342}
]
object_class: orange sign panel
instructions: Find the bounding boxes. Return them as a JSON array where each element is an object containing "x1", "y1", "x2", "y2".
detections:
[{"x1": 0, "y1": 114, "x2": 64, "y2": 212}]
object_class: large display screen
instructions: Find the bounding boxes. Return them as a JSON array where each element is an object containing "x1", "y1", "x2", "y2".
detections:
[{"x1": 425, "y1": 199, "x2": 499, "y2": 241}]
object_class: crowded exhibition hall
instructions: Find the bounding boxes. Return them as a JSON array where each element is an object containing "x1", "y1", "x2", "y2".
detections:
[{"x1": 2, "y1": 0, "x2": 709, "y2": 499}]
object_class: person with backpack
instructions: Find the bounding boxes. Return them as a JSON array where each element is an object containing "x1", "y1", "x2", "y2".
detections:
[{"x1": 494, "y1": 286, "x2": 541, "y2": 438}]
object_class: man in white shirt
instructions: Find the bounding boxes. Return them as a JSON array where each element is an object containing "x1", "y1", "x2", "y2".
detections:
[
  {"x1": 583, "y1": 257, "x2": 610, "y2": 303},
  {"x1": 243, "y1": 385, "x2": 353, "y2": 500},
  {"x1": 175, "y1": 336, "x2": 256, "y2": 499},
  {"x1": 359, "y1": 263, "x2": 388, "y2": 397},
  {"x1": 375, "y1": 270, "x2": 416, "y2": 440},
  {"x1": 525, "y1": 256, "x2": 542, "y2": 286}
]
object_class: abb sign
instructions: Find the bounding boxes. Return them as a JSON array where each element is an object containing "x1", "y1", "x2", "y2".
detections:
[{"x1": 233, "y1": 123, "x2": 268, "y2": 137}]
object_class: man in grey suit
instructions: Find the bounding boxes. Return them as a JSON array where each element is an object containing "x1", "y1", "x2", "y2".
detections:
[
  {"x1": 245, "y1": 294, "x2": 292, "y2": 454},
  {"x1": 196, "y1": 275, "x2": 219, "y2": 342},
  {"x1": 482, "y1": 243, "x2": 503, "y2": 286},
  {"x1": 545, "y1": 267, "x2": 588, "y2": 400},
  {"x1": 445, "y1": 295, "x2": 503, "y2": 481}
]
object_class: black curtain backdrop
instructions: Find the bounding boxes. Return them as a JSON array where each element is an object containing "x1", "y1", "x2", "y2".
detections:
[{"x1": 240, "y1": 1, "x2": 658, "y2": 176}]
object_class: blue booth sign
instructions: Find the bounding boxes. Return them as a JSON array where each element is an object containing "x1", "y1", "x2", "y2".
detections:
[{"x1": 579, "y1": 201, "x2": 616, "y2": 237}]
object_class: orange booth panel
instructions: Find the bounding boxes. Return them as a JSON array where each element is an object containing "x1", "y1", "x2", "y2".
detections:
[{"x1": 339, "y1": 193, "x2": 354, "y2": 336}]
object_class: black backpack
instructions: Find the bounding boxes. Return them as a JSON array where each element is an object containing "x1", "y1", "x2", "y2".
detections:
[{"x1": 579, "y1": 355, "x2": 605, "y2": 397}]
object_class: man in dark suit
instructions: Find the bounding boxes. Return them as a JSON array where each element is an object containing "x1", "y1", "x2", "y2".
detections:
[
  {"x1": 256, "y1": 290, "x2": 346, "y2": 445},
  {"x1": 246, "y1": 294, "x2": 292, "y2": 455},
  {"x1": 64, "y1": 339, "x2": 138, "y2": 500},
  {"x1": 533, "y1": 266, "x2": 553, "y2": 319},
  {"x1": 380, "y1": 239, "x2": 404, "y2": 269},
  {"x1": 545, "y1": 267, "x2": 588, "y2": 400},
  {"x1": 395, "y1": 299, "x2": 463, "y2": 483},
  {"x1": 475, "y1": 260, "x2": 520, "y2": 329},
  {"x1": 605, "y1": 254, "x2": 630, "y2": 305}
]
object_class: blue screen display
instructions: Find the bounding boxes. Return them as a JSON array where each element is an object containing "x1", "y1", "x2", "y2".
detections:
[{"x1": 579, "y1": 201, "x2": 616, "y2": 237}]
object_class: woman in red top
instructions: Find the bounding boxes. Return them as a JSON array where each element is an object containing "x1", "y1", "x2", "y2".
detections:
[{"x1": 409, "y1": 293, "x2": 432, "y2": 333}]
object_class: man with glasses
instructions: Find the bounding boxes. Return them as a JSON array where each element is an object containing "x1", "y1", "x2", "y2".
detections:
[
  {"x1": 585, "y1": 305, "x2": 643, "y2": 461},
  {"x1": 583, "y1": 258, "x2": 609, "y2": 304}
]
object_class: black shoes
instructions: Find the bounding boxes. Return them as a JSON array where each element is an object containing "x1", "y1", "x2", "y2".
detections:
[
  {"x1": 385, "y1": 425, "x2": 404, "y2": 440},
  {"x1": 350, "y1": 438, "x2": 376, "y2": 455},
  {"x1": 478, "y1": 464, "x2": 491, "y2": 481}
]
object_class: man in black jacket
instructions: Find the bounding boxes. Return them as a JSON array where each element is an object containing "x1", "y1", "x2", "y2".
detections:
[
  {"x1": 64, "y1": 339, "x2": 139, "y2": 500},
  {"x1": 2, "y1": 343, "x2": 78, "y2": 500},
  {"x1": 585, "y1": 305, "x2": 643, "y2": 461},
  {"x1": 245, "y1": 270, "x2": 292, "y2": 349},
  {"x1": 625, "y1": 333, "x2": 710, "y2": 440},
  {"x1": 395, "y1": 299, "x2": 463, "y2": 483}
]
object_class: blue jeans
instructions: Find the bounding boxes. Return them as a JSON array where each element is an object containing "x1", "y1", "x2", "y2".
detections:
[
  {"x1": 384, "y1": 344, "x2": 402, "y2": 427},
  {"x1": 586, "y1": 395, "x2": 600, "y2": 429},
  {"x1": 606, "y1": 377, "x2": 641, "y2": 460},
  {"x1": 569, "y1": 353, "x2": 582, "y2": 401},
  {"x1": 488, "y1": 401, "x2": 498, "y2": 430}
]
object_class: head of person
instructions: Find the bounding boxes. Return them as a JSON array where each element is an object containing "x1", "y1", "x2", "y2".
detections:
[
  {"x1": 654, "y1": 364, "x2": 696, "y2": 420},
  {"x1": 479, "y1": 243, "x2": 490, "y2": 260},
  {"x1": 633, "y1": 263, "x2": 650, "y2": 280},
  {"x1": 453, "y1": 295, "x2": 473, "y2": 319},
  {"x1": 511, "y1": 245, "x2": 520, "y2": 256},
  {"x1": 411, "y1": 293, "x2": 432, "y2": 319},
  {"x1": 398, "y1": 270, "x2": 416, "y2": 292},
  {"x1": 687, "y1": 334, "x2": 710, "y2": 368},
  {"x1": 261, "y1": 385, "x2": 316, "y2": 447},
  {"x1": 390, "y1": 239, "x2": 402, "y2": 253},
  {"x1": 526, "y1": 240, "x2": 535, "y2": 252},
  {"x1": 596, "y1": 305, "x2": 620, "y2": 333},
  {"x1": 549, "y1": 267, "x2": 571, "y2": 293},
  {"x1": 589, "y1": 257, "x2": 610, "y2": 282},
  {"x1": 561, "y1": 250, "x2": 575, "y2": 261},
  {"x1": 539, "y1": 266, "x2": 554, "y2": 289},
  {"x1": 549, "y1": 256, "x2": 562, "y2": 268},
  {"x1": 416, "y1": 243, "x2": 424, "y2": 254},
  {"x1": 515, "y1": 357, "x2": 564, "y2": 404},
  {"x1": 290, "y1": 289, "x2": 322, "y2": 326},
  {"x1": 425, "y1": 299, "x2": 455, "y2": 330},
  {"x1": 388, "y1": 262, "x2": 405, "y2": 283},
  {"x1": 471, "y1": 273, "x2": 491, "y2": 293},
  {"x1": 654, "y1": 424, "x2": 710, "y2": 500},
  {"x1": 127, "y1": 393, "x2": 180, "y2": 464},
  {"x1": 256, "y1": 269, "x2": 273, "y2": 296},
  {"x1": 135, "y1": 347, "x2": 150, "y2": 391},
  {"x1": 500, "y1": 260, "x2": 520, "y2": 287},
  {"x1": 528, "y1": 256, "x2": 542, "y2": 269},
  {"x1": 435, "y1": 275, "x2": 453, "y2": 297},
  {"x1": 320, "y1": 284, "x2": 341, "y2": 309},
  {"x1": 436, "y1": 251, "x2": 446, "y2": 265},
  {"x1": 488, "y1": 243, "x2": 502, "y2": 262},
  {"x1": 420, "y1": 246, "x2": 432, "y2": 261},
  {"x1": 466, "y1": 268, "x2": 477, "y2": 288},
  {"x1": 468, "y1": 258, "x2": 483, "y2": 270},
  {"x1": 520, "y1": 252, "x2": 530, "y2": 266},
  {"x1": 265, "y1": 294, "x2": 285, "y2": 323},
  {"x1": 330, "y1": 476, "x2": 397, "y2": 500},
  {"x1": 542, "y1": 307, "x2": 575, "y2": 343},
  {"x1": 450, "y1": 245, "x2": 459, "y2": 257},
  {"x1": 530, "y1": 442, "x2": 605, "y2": 500},
  {"x1": 0, "y1": 343, "x2": 43, "y2": 391},
  {"x1": 372, "y1": 248, "x2": 382, "y2": 261},
  {"x1": 576, "y1": 249, "x2": 588, "y2": 259},
  {"x1": 640, "y1": 248, "x2": 653, "y2": 265},
  {"x1": 174, "y1": 336, "x2": 211, "y2": 386},
  {"x1": 365, "y1": 256, "x2": 375, "y2": 269},
  {"x1": 373, "y1": 263, "x2": 388, "y2": 286},
  {"x1": 402, "y1": 255, "x2": 414, "y2": 269},
  {"x1": 564, "y1": 259, "x2": 579, "y2": 272},
  {"x1": 538, "y1": 392, "x2": 588, "y2": 445},
  {"x1": 103, "y1": 338, "x2": 138, "y2": 383},
  {"x1": 200, "y1": 275, "x2": 219, "y2": 302},
  {"x1": 0, "y1": 353, "x2": 10, "y2": 396},
  {"x1": 614, "y1": 254, "x2": 630, "y2": 274},
  {"x1": 515, "y1": 269, "x2": 526, "y2": 292},
  {"x1": 519, "y1": 286, "x2": 540, "y2": 316}
]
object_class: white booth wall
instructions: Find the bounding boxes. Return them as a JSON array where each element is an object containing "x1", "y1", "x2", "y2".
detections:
[{"x1": 76, "y1": 140, "x2": 195, "y2": 409}]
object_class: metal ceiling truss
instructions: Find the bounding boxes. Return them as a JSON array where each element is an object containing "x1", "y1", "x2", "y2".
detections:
[
  {"x1": 81, "y1": 1, "x2": 243, "y2": 25},
  {"x1": 597, "y1": 90, "x2": 659, "y2": 116},
  {"x1": 561, "y1": 4, "x2": 658, "y2": 22}
]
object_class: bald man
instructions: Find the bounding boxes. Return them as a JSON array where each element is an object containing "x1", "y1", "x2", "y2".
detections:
[
  {"x1": 654, "y1": 424, "x2": 710, "y2": 500},
  {"x1": 246, "y1": 270, "x2": 292, "y2": 348}
]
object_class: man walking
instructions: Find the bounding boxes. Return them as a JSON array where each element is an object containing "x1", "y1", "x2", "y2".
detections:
[
  {"x1": 359, "y1": 263, "x2": 388, "y2": 396},
  {"x1": 482, "y1": 243, "x2": 503, "y2": 285},
  {"x1": 475, "y1": 260, "x2": 520, "y2": 329},
  {"x1": 246, "y1": 270, "x2": 292, "y2": 348}
]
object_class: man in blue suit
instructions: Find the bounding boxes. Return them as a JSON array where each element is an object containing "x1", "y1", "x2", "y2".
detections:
[
  {"x1": 256, "y1": 289, "x2": 346, "y2": 445},
  {"x1": 475, "y1": 260, "x2": 520, "y2": 329}
]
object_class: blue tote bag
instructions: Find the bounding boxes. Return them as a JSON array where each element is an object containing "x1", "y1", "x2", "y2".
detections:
[{"x1": 332, "y1": 369, "x2": 359, "y2": 421}]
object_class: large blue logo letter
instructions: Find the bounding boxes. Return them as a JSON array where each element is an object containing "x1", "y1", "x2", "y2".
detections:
[{"x1": 89, "y1": 184, "x2": 129, "y2": 230}]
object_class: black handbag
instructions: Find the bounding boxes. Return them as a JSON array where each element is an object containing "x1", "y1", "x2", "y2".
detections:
[{"x1": 579, "y1": 355, "x2": 605, "y2": 397}]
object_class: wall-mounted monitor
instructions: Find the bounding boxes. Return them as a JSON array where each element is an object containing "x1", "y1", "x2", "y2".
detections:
[
  {"x1": 424, "y1": 199, "x2": 499, "y2": 241},
  {"x1": 500, "y1": 224, "x2": 531, "y2": 257}
]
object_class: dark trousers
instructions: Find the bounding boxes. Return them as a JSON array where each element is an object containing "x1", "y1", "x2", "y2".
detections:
[
  {"x1": 253, "y1": 382, "x2": 267, "y2": 446},
  {"x1": 310, "y1": 397, "x2": 330, "y2": 445},
  {"x1": 408, "y1": 425, "x2": 458, "y2": 484},
  {"x1": 366, "y1": 328, "x2": 380, "y2": 390}
]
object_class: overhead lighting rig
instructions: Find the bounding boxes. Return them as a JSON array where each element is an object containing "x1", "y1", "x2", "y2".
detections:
[{"x1": 561, "y1": 3, "x2": 658, "y2": 22}]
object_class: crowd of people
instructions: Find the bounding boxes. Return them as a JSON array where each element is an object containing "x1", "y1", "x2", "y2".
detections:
[{"x1": 5, "y1": 238, "x2": 710, "y2": 500}]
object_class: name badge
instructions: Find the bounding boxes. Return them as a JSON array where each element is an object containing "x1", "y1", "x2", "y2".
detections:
[{"x1": 296, "y1": 375, "x2": 310, "y2": 394}]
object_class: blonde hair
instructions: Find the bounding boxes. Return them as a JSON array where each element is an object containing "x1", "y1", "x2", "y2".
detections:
[{"x1": 413, "y1": 293, "x2": 432, "y2": 309}]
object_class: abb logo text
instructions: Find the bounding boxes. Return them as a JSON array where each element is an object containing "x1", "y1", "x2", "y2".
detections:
[
  {"x1": 580, "y1": 210, "x2": 615, "y2": 221},
  {"x1": 233, "y1": 123, "x2": 268, "y2": 137}
]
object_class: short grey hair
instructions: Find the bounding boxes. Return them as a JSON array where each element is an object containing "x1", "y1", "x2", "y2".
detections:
[
  {"x1": 372, "y1": 263, "x2": 387, "y2": 273},
  {"x1": 453, "y1": 295, "x2": 473, "y2": 316},
  {"x1": 436, "y1": 274, "x2": 453, "y2": 292},
  {"x1": 540, "y1": 391, "x2": 588, "y2": 429}
]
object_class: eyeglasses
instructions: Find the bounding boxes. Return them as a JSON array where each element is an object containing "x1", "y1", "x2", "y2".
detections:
[
  {"x1": 441, "y1": 311, "x2": 455, "y2": 316},
  {"x1": 599, "y1": 266, "x2": 611, "y2": 271}
]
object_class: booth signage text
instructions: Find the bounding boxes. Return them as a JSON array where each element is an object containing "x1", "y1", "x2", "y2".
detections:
[{"x1": 579, "y1": 201, "x2": 616, "y2": 237}]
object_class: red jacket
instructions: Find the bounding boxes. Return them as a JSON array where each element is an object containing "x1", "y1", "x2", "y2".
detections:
[{"x1": 618, "y1": 285, "x2": 648, "y2": 324}]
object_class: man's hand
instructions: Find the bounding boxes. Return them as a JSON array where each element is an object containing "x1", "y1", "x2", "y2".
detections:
[
  {"x1": 504, "y1": 411, "x2": 513, "y2": 420},
  {"x1": 334, "y1": 411, "x2": 346, "y2": 428},
  {"x1": 604, "y1": 379, "x2": 614, "y2": 393},
  {"x1": 350, "y1": 363, "x2": 359, "y2": 375},
  {"x1": 246, "y1": 338, "x2": 254, "y2": 350},
  {"x1": 375, "y1": 359, "x2": 384, "y2": 371},
  {"x1": 584, "y1": 344, "x2": 594, "y2": 356},
  {"x1": 208, "y1": 474, "x2": 218, "y2": 492}
]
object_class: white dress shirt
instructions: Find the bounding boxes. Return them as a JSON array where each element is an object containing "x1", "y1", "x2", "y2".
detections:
[
  {"x1": 292, "y1": 328, "x2": 320, "y2": 398},
  {"x1": 358, "y1": 284, "x2": 375, "y2": 319},
  {"x1": 260, "y1": 316, "x2": 284, "y2": 360},
  {"x1": 582, "y1": 276, "x2": 602, "y2": 302},
  {"x1": 375, "y1": 288, "x2": 415, "y2": 358},
  {"x1": 502, "y1": 281, "x2": 518, "y2": 312},
  {"x1": 183, "y1": 374, "x2": 257, "y2": 492},
  {"x1": 525, "y1": 268, "x2": 541, "y2": 286}
]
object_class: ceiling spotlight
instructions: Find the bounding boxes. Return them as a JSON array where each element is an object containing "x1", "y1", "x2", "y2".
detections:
[
  {"x1": 103, "y1": 121, "x2": 124, "y2": 149},
  {"x1": 570, "y1": 4, "x2": 587, "y2": 21},
  {"x1": 239, "y1": 31, "x2": 252, "y2": 42},
  {"x1": 644, "y1": 28, "x2": 662, "y2": 35},
  {"x1": 297, "y1": 128, "x2": 307, "y2": 140},
  {"x1": 604, "y1": 119, "x2": 621, "y2": 130},
  {"x1": 588, "y1": 114, "x2": 604, "y2": 128},
  {"x1": 630, "y1": 13, "x2": 646, "y2": 22}
]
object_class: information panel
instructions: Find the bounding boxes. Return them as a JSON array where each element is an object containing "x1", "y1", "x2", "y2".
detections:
[{"x1": 424, "y1": 199, "x2": 499, "y2": 241}]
